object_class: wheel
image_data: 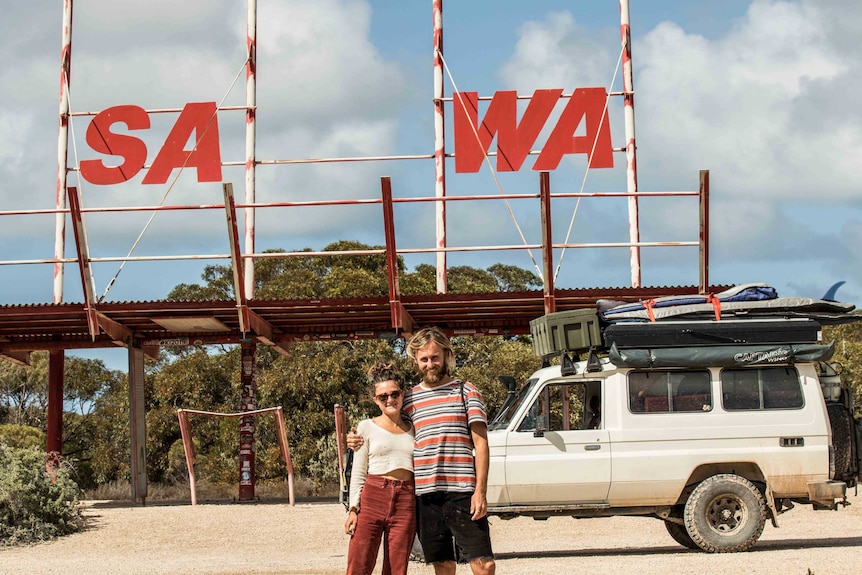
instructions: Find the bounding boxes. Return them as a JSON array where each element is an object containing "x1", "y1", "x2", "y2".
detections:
[
  {"x1": 827, "y1": 403, "x2": 852, "y2": 478},
  {"x1": 664, "y1": 520, "x2": 699, "y2": 550},
  {"x1": 683, "y1": 474, "x2": 766, "y2": 553}
]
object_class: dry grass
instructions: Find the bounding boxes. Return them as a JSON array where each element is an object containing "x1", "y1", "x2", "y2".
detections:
[
  {"x1": 5, "y1": 493, "x2": 861, "y2": 575},
  {"x1": 83, "y1": 477, "x2": 337, "y2": 503}
]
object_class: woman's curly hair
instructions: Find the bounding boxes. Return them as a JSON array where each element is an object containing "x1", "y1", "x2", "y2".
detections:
[{"x1": 367, "y1": 360, "x2": 405, "y2": 393}]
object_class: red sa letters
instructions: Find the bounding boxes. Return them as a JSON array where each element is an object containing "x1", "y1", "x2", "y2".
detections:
[{"x1": 80, "y1": 102, "x2": 222, "y2": 185}]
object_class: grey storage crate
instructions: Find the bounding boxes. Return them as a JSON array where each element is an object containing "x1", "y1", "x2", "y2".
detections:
[{"x1": 530, "y1": 309, "x2": 603, "y2": 357}]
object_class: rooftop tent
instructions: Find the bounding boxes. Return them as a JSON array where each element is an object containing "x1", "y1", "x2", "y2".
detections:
[{"x1": 608, "y1": 341, "x2": 836, "y2": 369}]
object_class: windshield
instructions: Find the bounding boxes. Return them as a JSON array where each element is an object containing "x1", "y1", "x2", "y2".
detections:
[{"x1": 488, "y1": 378, "x2": 537, "y2": 431}]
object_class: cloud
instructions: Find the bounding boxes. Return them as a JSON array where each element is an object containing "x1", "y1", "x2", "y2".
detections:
[
  {"x1": 489, "y1": 1, "x2": 862, "y2": 298},
  {"x1": 0, "y1": 0, "x2": 408, "y2": 249},
  {"x1": 500, "y1": 12, "x2": 617, "y2": 91},
  {"x1": 256, "y1": 0, "x2": 407, "y2": 136},
  {"x1": 3, "y1": 1, "x2": 861, "y2": 304},
  {"x1": 637, "y1": 0, "x2": 858, "y2": 200},
  {"x1": 497, "y1": 2, "x2": 861, "y2": 202}
]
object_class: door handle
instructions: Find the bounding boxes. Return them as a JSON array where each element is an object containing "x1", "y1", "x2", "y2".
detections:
[{"x1": 584, "y1": 444, "x2": 601, "y2": 451}]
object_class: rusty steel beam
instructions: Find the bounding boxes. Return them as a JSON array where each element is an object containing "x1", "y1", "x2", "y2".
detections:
[
  {"x1": 67, "y1": 186, "x2": 99, "y2": 340},
  {"x1": 0, "y1": 351, "x2": 31, "y2": 366},
  {"x1": 223, "y1": 183, "x2": 250, "y2": 334},
  {"x1": 381, "y1": 177, "x2": 415, "y2": 335},
  {"x1": 96, "y1": 312, "x2": 134, "y2": 346},
  {"x1": 247, "y1": 309, "x2": 290, "y2": 356}
]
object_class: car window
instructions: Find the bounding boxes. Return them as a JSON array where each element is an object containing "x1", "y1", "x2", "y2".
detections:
[
  {"x1": 721, "y1": 366, "x2": 803, "y2": 410},
  {"x1": 628, "y1": 370, "x2": 712, "y2": 413},
  {"x1": 517, "y1": 383, "x2": 587, "y2": 432}
]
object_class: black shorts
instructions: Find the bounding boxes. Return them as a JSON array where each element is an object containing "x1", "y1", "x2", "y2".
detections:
[{"x1": 416, "y1": 491, "x2": 494, "y2": 564}]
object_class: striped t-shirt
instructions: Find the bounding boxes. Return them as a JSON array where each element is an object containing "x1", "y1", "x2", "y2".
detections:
[{"x1": 402, "y1": 379, "x2": 487, "y2": 495}]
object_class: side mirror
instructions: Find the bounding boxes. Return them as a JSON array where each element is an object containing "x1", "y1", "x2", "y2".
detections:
[
  {"x1": 498, "y1": 375, "x2": 517, "y2": 393},
  {"x1": 534, "y1": 414, "x2": 547, "y2": 438},
  {"x1": 497, "y1": 375, "x2": 519, "y2": 414}
]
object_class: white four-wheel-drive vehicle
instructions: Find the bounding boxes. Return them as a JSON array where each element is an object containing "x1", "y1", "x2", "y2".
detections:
[{"x1": 486, "y1": 290, "x2": 861, "y2": 553}]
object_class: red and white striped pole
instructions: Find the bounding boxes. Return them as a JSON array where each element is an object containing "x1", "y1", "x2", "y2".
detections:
[
  {"x1": 55, "y1": 0, "x2": 73, "y2": 304},
  {"x1": 433, "y1": 0, "x2": 447, "y2": 294},
  {"x1": 244, "y1": 0, "x2": 257, "y2": 298},
  {"x1": 620, "y1": 0, "x2": 641, "y2": 287}
]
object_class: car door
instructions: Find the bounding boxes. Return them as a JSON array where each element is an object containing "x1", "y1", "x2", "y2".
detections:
[{"x1": 503, "y1": 381, "x2": 611, "y2": 505}]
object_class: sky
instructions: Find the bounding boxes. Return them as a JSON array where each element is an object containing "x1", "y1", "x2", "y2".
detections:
[{"x1": 1, "y1": 0, "x2": 861, "y2": 368}]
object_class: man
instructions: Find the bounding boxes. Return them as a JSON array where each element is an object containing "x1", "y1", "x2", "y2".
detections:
[
  {"x1": 586, "y1": 395, "x2": 601, "y2": 429},
  {"x1": 349, "y1": 327, "x2": 496, "y2": 575}
]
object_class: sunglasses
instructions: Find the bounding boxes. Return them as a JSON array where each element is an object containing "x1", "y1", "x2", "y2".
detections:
[{"x1": 375, "y1": 390, "x2": 403, "y2": 402}]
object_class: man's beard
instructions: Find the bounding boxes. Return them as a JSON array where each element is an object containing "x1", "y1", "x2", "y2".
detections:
[{"x1": 422, "y1": 366, "x2": 444, "y2": 384}]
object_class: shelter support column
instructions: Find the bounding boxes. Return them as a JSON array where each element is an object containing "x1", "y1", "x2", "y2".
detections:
[
  {"x1": 239, "y1": 339, "x2": 257, "y2": 501},
  {"x1": 129, "y1": 344, "x2": 147, "y2": 504},
  {"x1": 698, "y1": 169, "x2": 710, "y2": 293},
  {"x1": 540, "y1": 172, "x2": 556, "y2": 315},
  {"x1": 46, "y1": 350, "x2": 64, "y2": 463}
]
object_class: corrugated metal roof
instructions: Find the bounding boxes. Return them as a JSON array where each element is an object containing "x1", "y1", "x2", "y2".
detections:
[{"x1": 0, "y1": 285, "x2": 728, "y2": 358}]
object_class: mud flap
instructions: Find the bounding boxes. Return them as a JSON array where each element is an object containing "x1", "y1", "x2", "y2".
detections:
[{"x1": 763, "y1": 483, "x2": 780, "y2": 528}]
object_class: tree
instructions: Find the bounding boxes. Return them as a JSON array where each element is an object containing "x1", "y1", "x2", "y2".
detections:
[
  {"x1": 168, "y1": 242, "x2": 403, "y2": 302},
  {"x1": 823, "y1": 317, "x2": 862, "y2": 415},
  {"x1": 0, "y1": 353, "x2": 123, "y2": 488},
  {"x1": 0, "y1": 445, "x2": 83, "y2": 544},
  {"x1": 452, "y1": 336, "x2": 540, "y2": 418},
  {"x1": 81, "y1": 240, "x2": 545, "y2": 492},
  {"x1": 0, "y1": 424, "x2": 45, "y2": 449},
  {"x1": 487, "y1": 263, "x2": 543, "y2": 292},
  {"x1": 0, "y1": 354, "x2": 48, "y2": 427},
  {"x1": 146, "y1": 349, "x2": 240, "y2": 483},
  {"x1": 169, "y1": 243, "x2": 543, "y2": 300},
  {"x1": 255, "y1": 340, "x2": 403, "y2": 486}
]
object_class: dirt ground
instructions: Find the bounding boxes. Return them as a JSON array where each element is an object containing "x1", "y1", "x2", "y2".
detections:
[{"x1": 2, "y1": 490, "x2": 862, "y2": 575}]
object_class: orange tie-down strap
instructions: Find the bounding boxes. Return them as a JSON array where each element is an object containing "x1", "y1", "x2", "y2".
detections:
[{"x1": 705, "y1": 293, "x2": 722, "y2": 321}]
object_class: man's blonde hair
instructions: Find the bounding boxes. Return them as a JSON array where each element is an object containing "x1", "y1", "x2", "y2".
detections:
[{"x1": 406, "y1": 326, "x2": 455, "y2": 376}]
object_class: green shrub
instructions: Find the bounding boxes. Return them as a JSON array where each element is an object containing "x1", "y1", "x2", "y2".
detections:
[
  {"x1": 0, "y1": 424, "x2": 45, "y2": 450},
  {"x1": 0, "y1": 446, "x2": 83, "y2": 545}
]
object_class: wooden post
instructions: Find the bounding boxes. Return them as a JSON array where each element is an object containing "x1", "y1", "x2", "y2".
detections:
[{"x1": 129, "y1": 345, "x2": 147, "y2": 504}]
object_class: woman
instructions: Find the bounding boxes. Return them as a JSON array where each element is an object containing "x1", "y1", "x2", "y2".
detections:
[{"x1": 345, "y1": 361, "x2": 416, "y2": 575}]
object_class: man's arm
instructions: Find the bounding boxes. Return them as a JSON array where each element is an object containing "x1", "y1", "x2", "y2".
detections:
[{"x1": 469, "y1": 420, "x2": 489, "y2": 521}]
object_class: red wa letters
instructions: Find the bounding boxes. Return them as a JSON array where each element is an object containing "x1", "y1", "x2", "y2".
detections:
[
  {"x1": 453, "y1": 87, "x2": 614, "y2": 173},
  {"x1": 80, "y1": 102, "x2": 222, "y2": 185}
]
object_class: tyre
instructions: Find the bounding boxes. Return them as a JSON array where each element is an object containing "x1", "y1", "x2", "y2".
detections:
[
  {"x1": 827, "y1": 403, "x2": 852, "y2": 479},
  {"x1": 683, "y1": 474, "x2": 766, "y2": 553},
  {"x1": 664, "y1": 520, "x2": 699, "y2": 550}
]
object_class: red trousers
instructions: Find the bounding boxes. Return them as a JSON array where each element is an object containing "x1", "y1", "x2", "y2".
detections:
[{"x1": 346, "y1": 475, "x2": 416, "y2": 575}]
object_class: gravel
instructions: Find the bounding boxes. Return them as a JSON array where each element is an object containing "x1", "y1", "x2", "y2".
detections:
[{"x1": 2, "y1": 490, "x2": 861, "y2": 575}]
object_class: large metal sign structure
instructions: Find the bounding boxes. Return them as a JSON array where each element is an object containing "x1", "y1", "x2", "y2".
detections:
[{"x1": 0, "y1": 0, "x2": 716, "y2": 502}]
